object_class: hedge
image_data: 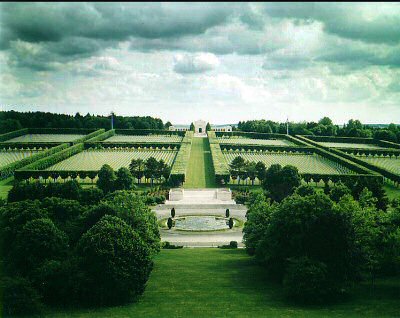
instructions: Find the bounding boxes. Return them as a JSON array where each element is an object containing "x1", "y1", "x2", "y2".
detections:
[
  {"x1": 72, "y1": 129, "x2": 105, "y2": 144},
  {"x1": 169, "y1": 131, "x2": 193, "y2": 185},
  {"x1": 0, "y1": 128, "x2": 28, "y2": 142},
  {"x1": 85, "y1": 142, "x2": 180, "y2": 150},
  {"x1": 377, "y1": 140, "x2": 400, "y2": 150},
  {"x1": 208, "y1": 131, "x2": 230, "y2": 185},
  {"x1": 337, "y1": 147, "x2": 400, "y2": 158},
  {"x1": 220, "y1": 144, "x2": 314, "y2": 153},
  {"x1": 0, "y1": 143, "x2": 69, "y2": 180},
  {"x1": 84, "y1": 129, "x2": 115, "y2": 142},
  {"x1": 0, "y1": 142, "x2": 63, "y2": 149},
  {"x1": 15, "y1": 143, "x2": 85, "y2": 181},
  {"x1": 115, "y1": 129, "x2": 185, "y2": 137}
]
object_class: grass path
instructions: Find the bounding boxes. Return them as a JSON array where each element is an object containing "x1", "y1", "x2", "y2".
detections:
[
  {"x1": 48, "y1": 249, "x2": 400, "y2": 318},
  {"x1": 184, "y1": 137, "x2": 216, "y2": 188}
]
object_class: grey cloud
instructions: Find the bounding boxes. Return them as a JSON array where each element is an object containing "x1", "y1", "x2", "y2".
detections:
[{"x1": 264, "y1": 3, "x2": 400, "y2": 45}]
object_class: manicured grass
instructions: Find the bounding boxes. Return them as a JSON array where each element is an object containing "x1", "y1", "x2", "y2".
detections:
[
  {"x1": 0, "y1": 177, "x2": 13, "y2": 199},
  {"x1": 383, "y1": 182, "x2": 400, "y2": 201},
  {"x1": 47, "y1": 249, "x2": 400, "y2": 318},
  {"x1": 185, "y1": 137, "x2": 216, "y2": 188}
]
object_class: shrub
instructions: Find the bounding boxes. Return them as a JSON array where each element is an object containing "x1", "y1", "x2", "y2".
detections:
[
  {"x1": 228, "y1": 217, "x2": 234, "y2": 229},
  {"x1": 167, "y1": 217, "x2": 173, "y2": 229},
  {"x1": 1, "y1": 276, "x2": 43, "y2": 317},
  {"x1": 294, "y1": 184, "x2": 316, "y2": 197},
  {"x1": 283, "y1": 257, "x2": 331, "y2": 304},
  {"x1": 171, "y1": 207, "x2": 176, "y2": 218},
  {"x1": 78, "y1": 187, "x2": 103, "y2": 205},
  {"x1": 162, "y1": 241, "x2": 183, "y2": 249},
  {"x1": 14, "y1": 218, "x2": 69, "y2": 274},
  {"x1": 77, "y1": 215, "x2": 153, "y2": 306},
  {"x1": 229, "y1": 241, "x2": 238, "y2": 248}
]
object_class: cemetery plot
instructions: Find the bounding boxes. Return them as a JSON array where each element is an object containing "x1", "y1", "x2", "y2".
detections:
[
  {"x1": 223, "y1": 151, "x2": 354, "y2": 175},
  {"x1": 104, "y1": 134, "x2": 183, "y2": 143},
  {"x1": 0, "y1": 149, "x2": 42, "y2": 168},
  {"x1": 317, "y1": 142, "x2": 385, "y2": 150},
  {"x1": 3, "y1": 134, "x2": 85, "y2": 143},
  {"x1": 354, "y1": 156, "x2": 400, "y2": 175},
  {"x1": 46, "y1": 149, "x2": 178, "y2": 171},
  {"x1": 218, "y1": 136, "x2": 296, "y2": 146}
]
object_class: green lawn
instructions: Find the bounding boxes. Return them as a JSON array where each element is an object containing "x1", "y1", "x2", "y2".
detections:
[
  {"x1": 0, "y1": 177, "x2": 13, "y2": 199},
  {"x1": 48, "y1": 249, "x2": 400, "y2": 318},
  {"x1": 184, "y1": 137, "x2": 216, "y2": 188},
  {"x1": 383, "y1": 183, "x2": 400, "y2": 201}
]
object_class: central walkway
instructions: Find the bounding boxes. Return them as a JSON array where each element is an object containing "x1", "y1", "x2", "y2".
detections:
[{"x1": 184, "y1": 135, "x2": 216, "y2": 188}]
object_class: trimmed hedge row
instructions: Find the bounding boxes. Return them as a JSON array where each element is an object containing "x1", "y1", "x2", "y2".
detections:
[
  {"x1": 85, "y1": 129, "x2": 116, "y2": 142},
  {"x1": 14, "y1": 169, "x2": 98, "y2": 181},
  {"x1": 301, "y1": 135, "x2": 377, "y2": 145},
  {"x1": 337, "y1": 147, "x2": 400, "y2": 157},
  {"x1": 84, "y1": 142, "x2": 180, "y2": 150},
  {"x1": 15, "y1": 143, "x2": 85, "y2": 181},
  {"x1": 378, "y1": 140, "x2": 400, "y2": 150},
  {"x1": 72, "y1": 129, "x2": 105, "y2": 144},
  {"x1": 208, "y1": 131, "x2": 230, "y2": 185},
  {"x1": 115, "y1": 129, "x2": 185, "y2": 137},
  {"x1": 220, "y1": 144, "x2": 314, "y2": 153},
  {"x1": 0, "y1": 128, "x2": 28, "y2": 142},
  {"x1": 169, "y1": 131, "x2": 193, "y2": 186},
  {"x1": 0, "y1": 143, "x2": 69, "y2": 179},
  {"x1": 0, "y1": 142, "x2": 62, "y2": 149},
  {"x1": 301, "y1": 173, "x2": 382, "y2": 185}
]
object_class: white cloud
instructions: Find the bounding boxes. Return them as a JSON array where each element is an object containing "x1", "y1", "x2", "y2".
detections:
[{"x1": 173, "y1": 53, "x2": 220, "y2": 74}]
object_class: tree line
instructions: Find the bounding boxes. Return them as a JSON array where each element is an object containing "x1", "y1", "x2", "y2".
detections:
[
  {"x1": 237, "y1": 117, "x2": 400, "y2": 143},
  {"x1": 0, "y1": 110, "x2": 166, "y2": 133}
]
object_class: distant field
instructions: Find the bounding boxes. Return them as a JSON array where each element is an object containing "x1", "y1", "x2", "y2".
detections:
[
  {"x1": 218, "y1": 137, "x2": 295, "y2": 146},
  {"x1": 355, "y1": 156, "x2": 400, "y2": 175},
  {"x1": 105, "y1": 134, "x2": 183, "y2": 143},
  {"x1": 3, "y1": 134, "x2": 85, "y2": 143},
  {"x1": 223, "y1": 151, "x2": 354, "y2": 175},
  {"x1": 317, "y1": 142, "x2": 384, "y2": 149},
  {"x1": 0, "y1": 149, "x2": 42, "y2": 168},
  {"x1": 46, "y1": 149, "x2": 177, "y2": 171}
]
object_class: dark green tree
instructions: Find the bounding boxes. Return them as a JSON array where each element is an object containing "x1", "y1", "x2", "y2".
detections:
[
  {"x1": 115, "y1": 167, "x2": 134, "y2": 190},
  {"x1": 77, "y1": 215, "x2": 153, "y2": 306},
  {"x1": 97, "y1": 164, "x2": 116, "y2": 193}
]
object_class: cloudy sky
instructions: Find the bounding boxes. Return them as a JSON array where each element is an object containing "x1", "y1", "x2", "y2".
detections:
[{"x1": 1, "y1": 2, "x2": 400, "y2": 124}]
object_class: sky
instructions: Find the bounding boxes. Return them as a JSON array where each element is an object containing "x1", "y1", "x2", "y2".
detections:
[{"x1": 1, "y1": 2, "x2": 400, "y2": 125}]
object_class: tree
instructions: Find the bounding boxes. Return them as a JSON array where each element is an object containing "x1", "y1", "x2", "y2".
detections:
[
  {"x1": 206, "y1": 122, "x2": 211, "y2": 131},
  {"x1": 145, "y1": 157, "x2": 159, "y2": 186},
  {"x1": 164, "y1": 121, "x2": 172, "y2": 129},
  {"x1": 229, "y1": 156, "x2": 245, "y2": 184},
  {"x1": 243, "y1": 194, "x2": 276, "y2": 255},
  {"x1": 329, "y1": 181, "x2": 351, "y2": 202},
  {"x1": 255, "y1": 161, "x2": 266, "y2": 182},
  {"x1": 129, "y1": 158, "x2": 145, "y2": 184},
  {"x1": 247, "y1": 162, "x2": 258, "y2": 185},
  {"x1": 171, "y1": 207, "x2": 176, "y2": 218},
  {"x1": 97, "y1": 164, "x2": 116, "y2": 193},
  {"x1": 294, "y1": 184, "x2": 316, "y2": 197},
  {"x1": 14, "y1": 218, "x2": 68, "y2": 274},
  {"x1": 283, "y1": 257, "x2": 330, "y2": 304},
  {"x1": 115, "y1": 167, "x2": 134, "y2": 190},
  {"x1": 262, "y1": 164, "x2": 301, "y2": 202},
  {"x1": 77, "y1": 215, "x2": 153, "y2": 306},
  {"x1": 228, "y1": 217, "x2": 234, "y2": 229},
  {"x1": 256, "y1": 193, "x2": 361, "y2": 288},
  {"x1": 167, "y1": 217, "x2": 173, "y2": 229},
  {"x1": 189, "y1": 122, "x2": 195, "y2": 131},
  {"x1": 102, "y1": 191, "x2": 161, "y2": 254}
]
